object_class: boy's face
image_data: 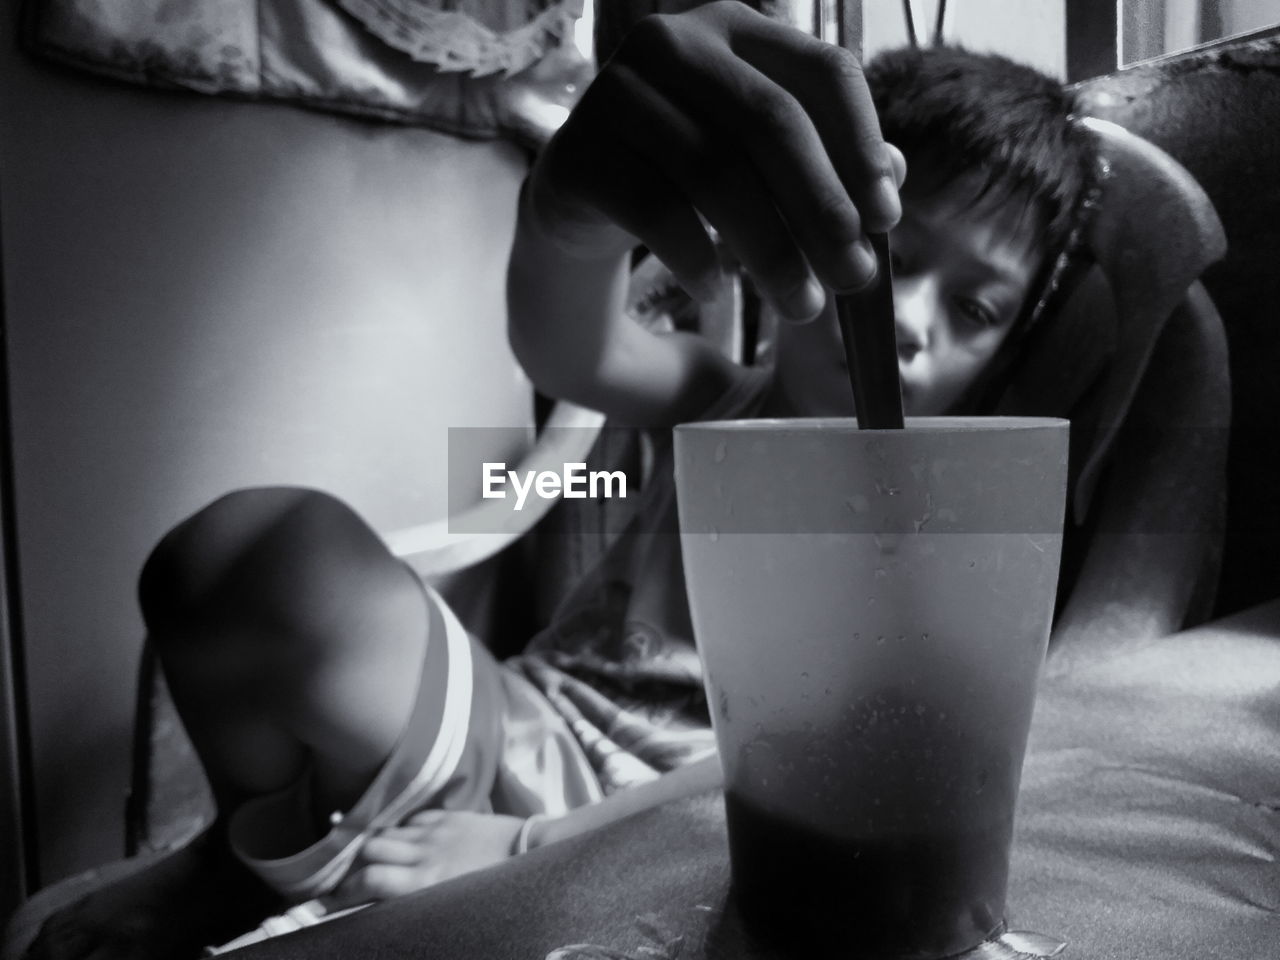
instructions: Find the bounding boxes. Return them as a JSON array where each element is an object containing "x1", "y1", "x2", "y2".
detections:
[{"x1": 772, "y1": 172, "x2": 1044, "y2": 418}]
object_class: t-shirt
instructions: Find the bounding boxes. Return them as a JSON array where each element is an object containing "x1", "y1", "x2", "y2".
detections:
[{"x1": 507, "y1": 368, "x2": 774, "y2": 795}]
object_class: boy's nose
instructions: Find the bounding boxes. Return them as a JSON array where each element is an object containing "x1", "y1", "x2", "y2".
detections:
[{"x1": 893, "y1": 278, "x2": 935, "y2": 361}]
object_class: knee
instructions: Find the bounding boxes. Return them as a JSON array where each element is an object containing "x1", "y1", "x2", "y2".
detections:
[{"x1": 139, "y1": 486, "x2": 398, "y2": 644}]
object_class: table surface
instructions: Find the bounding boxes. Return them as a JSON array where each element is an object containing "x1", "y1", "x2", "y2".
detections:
[{"x1": 233, "y1": 600, "x2": 1280, "y2": 960}]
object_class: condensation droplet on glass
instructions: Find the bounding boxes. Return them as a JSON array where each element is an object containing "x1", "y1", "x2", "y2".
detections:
[
  {"x1": 714, "y1": 441, "x2": 727, "y2": 463},
  {"x1": 845, "y1": 493, "x2": 869, "y2": 514},
  {"x1": 709, "y1": 528, "x2": 719, "y2": 542}
]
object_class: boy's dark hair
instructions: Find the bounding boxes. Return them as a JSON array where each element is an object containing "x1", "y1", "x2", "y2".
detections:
[{"x1": 865, "y1": 45, "x2": 1094, "y2": 258}]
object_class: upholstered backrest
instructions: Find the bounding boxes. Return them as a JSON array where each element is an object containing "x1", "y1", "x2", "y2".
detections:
[
  {"x1": 995, "y1": 118, "x2": 1228, "y2": 526},
  {"x1": 1071, "y1": 35, "x2": 1280, "y2": 617}
]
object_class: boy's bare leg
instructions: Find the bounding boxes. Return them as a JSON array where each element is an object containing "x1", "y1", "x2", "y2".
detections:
[{"x1": 22, "y1": 488, "x2": 430, "y2": 960}]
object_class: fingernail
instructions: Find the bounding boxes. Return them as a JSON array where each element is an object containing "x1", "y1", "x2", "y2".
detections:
[
  {"x1": 691, "y1": 265, "x2": 725, "y2": 303},
  {"x1": 868, "y1": 175, "x2": 902, "y2": 232},
  {"x1": 834, "y1": 241, "x2": 877, "y2": 293},
  {"x1": 697, "y1": 278, "x2": 720, "y2": 303},
  {"x1": 782, "y1": 276, "x2": 825, "y2": 321}
]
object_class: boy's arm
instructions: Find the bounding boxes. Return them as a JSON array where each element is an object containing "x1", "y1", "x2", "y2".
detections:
[
  {"x1": 506, "y1": 2, "x2": 900, "y2": 425},
  {"x1": 1045, "y1": 291, "x2": 1230, "y2": 675},
  {"x1": 524, "y1": 753, "x2": 723, "y2": 850},
  {"x1": 507, "y1": 184, "x2": 742, "y2": 427},
  {"x1": 325, "y1": 756, "x2": 723, "y2": 906}
]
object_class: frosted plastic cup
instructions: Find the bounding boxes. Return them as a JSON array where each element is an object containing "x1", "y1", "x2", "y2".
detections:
[{"x1": 674, "y1": 417, "x2": 1069, "y2": 958}]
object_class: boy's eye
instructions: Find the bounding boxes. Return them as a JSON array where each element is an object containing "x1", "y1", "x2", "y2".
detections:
[{"x1": 953, "y1": 297, "x2": 998, "y2": 330}]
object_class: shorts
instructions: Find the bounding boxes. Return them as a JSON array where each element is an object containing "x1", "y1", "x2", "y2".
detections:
[{"x1": 226, "y1": 582, "x2": 604, "y2": 903}]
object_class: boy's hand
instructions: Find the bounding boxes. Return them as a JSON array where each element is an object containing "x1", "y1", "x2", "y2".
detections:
[
  {"x1": 328, "y1": 810, "x2": 527, "y2": 906},
  {"x1": 524, "y1": 0, "x2": 905, "y2": 322}
]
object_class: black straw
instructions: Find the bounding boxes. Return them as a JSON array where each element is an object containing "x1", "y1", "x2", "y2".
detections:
[
  {"x1": 835, "y1": 233, "x2": 904, "y2": 429},
  {"x1": 933, "y1": 0, "x2": 948, "y2": 45},
  {"x1": 902, "y1": 0, "x2": 919, "y2": 48}
]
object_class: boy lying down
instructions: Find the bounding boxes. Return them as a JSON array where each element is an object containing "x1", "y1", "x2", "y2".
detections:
[{"x1": 24, "y1": 3, "x2": 1224, "y2": 958}]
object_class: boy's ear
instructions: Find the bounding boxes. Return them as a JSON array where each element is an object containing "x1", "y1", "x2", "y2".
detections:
[{"x1": 996, "y1": 118, "x2": 1227, "y2": 524}]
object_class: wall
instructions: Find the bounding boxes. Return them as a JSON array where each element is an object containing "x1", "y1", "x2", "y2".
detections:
[
  {"x1": 0, "y1": 10, "x2": 533, "y2": 885},
  {"x1": 864, "y1": 0, "x2": 1066, "y2": 79},
  {"x1": 1223, "y1": 0, "x2": 1280, "y2": 34},
  {"x1": 1121, "y1": 0, "x2": 1280, "y2": 65}
]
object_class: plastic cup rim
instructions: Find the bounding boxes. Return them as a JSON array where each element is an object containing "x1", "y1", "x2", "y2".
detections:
[{"x1": 675, "y1": 416, "x2": 1069, "y2": 434}]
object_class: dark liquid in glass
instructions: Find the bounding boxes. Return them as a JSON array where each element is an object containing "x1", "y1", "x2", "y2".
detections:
[{"x1": 724, "y1": 791, "x2": 1010, "y2": 958}]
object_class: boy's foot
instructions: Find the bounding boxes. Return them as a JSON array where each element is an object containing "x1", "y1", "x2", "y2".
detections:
[{"x1": 17, "y1": 829, "x2": 278, "y2": 960}]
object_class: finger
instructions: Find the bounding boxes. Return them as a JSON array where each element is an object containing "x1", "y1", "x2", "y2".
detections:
[
  {"x1": 331, "y1": 864, "x2": 420, "y2": 907},
  {"x1": 727, "y1": 17, "x2": 903, "y2": 235},
  {"x1": 403, "y1": 809, "x2": 446, "y2": 827},
  {"x1": 358, "y1": 835, "x2": 424, "y2": 867},
  {"x1": 552, "y1": 74, "x2": 723, "y2": 303},
  {"x1": 622, "y1": 20, "x2": 875, "y2": 297},
  {"x1": 887, "y1": 142, "x2": 907, "y2": 188},
  {"x1": 592, "y1": 60, "x2": 826, "y2": 319}
]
